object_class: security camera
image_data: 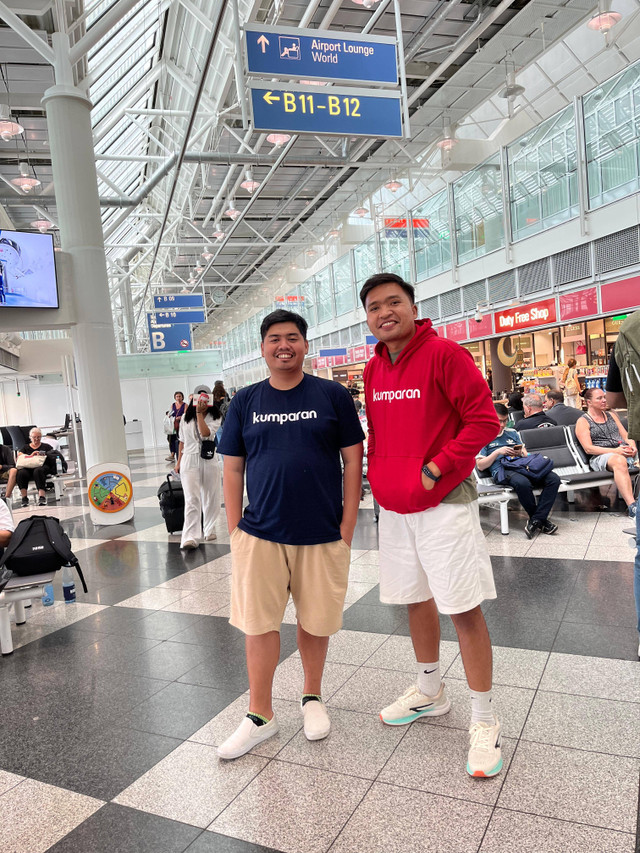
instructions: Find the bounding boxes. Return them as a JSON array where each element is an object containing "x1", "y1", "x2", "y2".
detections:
[{"x1": 473, "y1": 309, "x2": 483, "y2": 324}]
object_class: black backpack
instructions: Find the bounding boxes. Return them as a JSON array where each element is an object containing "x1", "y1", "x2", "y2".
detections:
[{"x1": 0, "y1": 515, "x2": 87, "y2": 594}]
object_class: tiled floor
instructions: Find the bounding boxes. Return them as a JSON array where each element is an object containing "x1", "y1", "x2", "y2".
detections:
[{"x1": 1, "y1": 449, "x2": 638, "y2": 853}]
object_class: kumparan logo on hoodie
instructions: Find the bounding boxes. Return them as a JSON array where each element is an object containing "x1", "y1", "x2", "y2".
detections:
[
  {"x1": 252, "y1": 410, "x2": 318, "y2": 425},
  {"x1": 373, "y1": 389, "x2": 421, "y2": 402}
]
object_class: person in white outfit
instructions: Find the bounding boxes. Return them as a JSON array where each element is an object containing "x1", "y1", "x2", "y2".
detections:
[{"x1": 175, "y1": 385, "x2": 222, "y2": 549}]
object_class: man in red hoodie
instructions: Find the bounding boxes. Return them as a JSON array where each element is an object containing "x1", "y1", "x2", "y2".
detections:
[{"x1": 361, "y1": 273, "x2": 503, "y2": 778}]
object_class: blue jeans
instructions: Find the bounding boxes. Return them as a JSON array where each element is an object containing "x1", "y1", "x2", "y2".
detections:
[{"x1": 635, "y1": 509, "x2": 640, "y2": 635}]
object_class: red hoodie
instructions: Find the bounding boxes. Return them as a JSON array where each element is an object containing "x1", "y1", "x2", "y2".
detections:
[{"x1": 364, "y1": 319, "x2": 499, "y2": 514}]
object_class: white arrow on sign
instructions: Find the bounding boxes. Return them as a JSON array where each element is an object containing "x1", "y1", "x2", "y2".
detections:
[{"x1": 257, "y1": 34, "x2": 269, "y2": 53}]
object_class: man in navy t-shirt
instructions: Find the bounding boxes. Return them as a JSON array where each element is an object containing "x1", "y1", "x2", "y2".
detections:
[{"x1": 217, "y1": 309, "x2": 364, "y2": 760}]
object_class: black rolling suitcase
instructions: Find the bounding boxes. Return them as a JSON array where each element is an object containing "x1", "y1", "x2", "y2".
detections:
[{"x1": 157, "y1": 475, "x2": 184, "y2": 533}]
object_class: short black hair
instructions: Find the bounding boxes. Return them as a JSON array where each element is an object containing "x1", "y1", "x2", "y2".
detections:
[
  {"x1": 508, "y1": 391, "x2": 523, "y2": 410},
  {"x1": 546, "y1": 390, "x2": 563, "y2": 404},
  {"x1": 359, "y1": 273, "x2": 415, "y2": 308},
  {"x1": 260, "y1": 309, "x2": 308, "y2": 341},
  {"x1": 494, "y1": 403, "x2": 509, "y2": 417}
]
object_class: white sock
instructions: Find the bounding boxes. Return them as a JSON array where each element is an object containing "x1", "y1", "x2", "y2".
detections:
[
  {"x1": 470, "y1": 689, "x2": 496, "y2": 725},
  {"x1": 417, "y1": 661, "x2": 441, "y2": 697}
]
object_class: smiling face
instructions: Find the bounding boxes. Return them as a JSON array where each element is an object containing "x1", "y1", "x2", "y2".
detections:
[
  {"x1": 261, "y1": 322, "x2": 309, "y2": 377},
  {"x1": 364, "y1": 282, "x2": 417, "y2": 354},
  {"x1": 30, "y1": 429, "x2": 42, "y2": 447}
]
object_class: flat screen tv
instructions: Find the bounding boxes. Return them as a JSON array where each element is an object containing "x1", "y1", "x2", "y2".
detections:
[{"x1": 0, "y1": 229, "x2": 59, "y2": 308}]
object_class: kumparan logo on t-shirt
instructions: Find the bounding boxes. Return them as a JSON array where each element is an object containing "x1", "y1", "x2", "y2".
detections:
[
  {"x1": 373, "y1": 388, "x2": 421, "y2": 402},
  {"x1": 252, "y1": 410, "x2": 318, "y2": 425}
]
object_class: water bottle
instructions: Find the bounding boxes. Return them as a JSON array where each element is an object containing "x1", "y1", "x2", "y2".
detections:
[
  {"x1": 42, "y1": 583, "x2": 54, "y2": 606},
  {"x1": 55, "y1": 456, "x2": 63, "y2": 475},
  {"x1": 62, "y1": 564, "x2": 76, "y2": 604}
]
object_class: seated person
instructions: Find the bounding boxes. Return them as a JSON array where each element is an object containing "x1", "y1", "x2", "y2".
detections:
[
  {"x1": 0, "y1": 444, "x2": 18, "y2": 503},
  {"x1": 544, "y1": 390, "x2": 583, "y2": 425},
  {"x1": 576, "y1": 387, "x2": 637, "y2": 518},
  {"x1": 518, "y1": 393, "x2": 557, "y2": 430},
  {"x1": 43, "y1": 432, "x2": 61, "y2": 452},
  {"x1": 0, "y1": 494, "x2": 14, "y2": 551},
  {"x1": 478, "y1": 403, "x2": 560, "y2": 538},
  {"x1": 16, "y1": 428, "x2": 55, "y2": 508}
]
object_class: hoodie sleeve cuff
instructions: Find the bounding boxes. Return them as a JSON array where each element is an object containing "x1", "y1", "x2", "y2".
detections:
[{"x1": 430, "y1": 450, "x2": 453, "y2": 477}]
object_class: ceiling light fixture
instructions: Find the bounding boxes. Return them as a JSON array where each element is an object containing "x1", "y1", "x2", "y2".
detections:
[
  {"x1": 384, "y1": 178, "x2": 402, "y2": 192},
  {"x1": 0, "y1": 104, "x2": 23, "y2": 142},
  {"x1": 195, "y1": 266, "x2": 203, "y2": 274},
  {"x1": 306, "y1": 248, "x2": 317, "y2": 258},
  {"x1": 11, "y1": 162, "x2": 40, "y2": 193},
  {"x1": 202, "y1": 250, "x2": 214, "y2": 260},
  {"x1": 240, "y1": 169, "x2": 260, "y2": 193},
  {"x1": 224, "y1": 199, "x2": 240, "y2": 219},
  {"x1": 327, "y1": 227, "x2": 340, "y2": 238},
  {"x1": 354, "y1": 205, "x2": 369, "y2": 217},
  {"x1": 266, "y1": 132, "x2": 291, "y2": 147},
  {"x1": 352, "y1": 0, "x2": 379, "y2": 7},
  {"x1": 30, "y1": 220, "x2": 53, "y2": 232},
  {"x1": 437, "y1": 122, "x2": 458, "y2": 150},
  {"x1": 212, "y1": 223, "x2": 225, "y2": 240},
  {"x1": 587, "y1": 9, "x2": 622, "y2": 31},
  {"x1": 498, "y1": 52, "x2": 526, "y2": 118}
]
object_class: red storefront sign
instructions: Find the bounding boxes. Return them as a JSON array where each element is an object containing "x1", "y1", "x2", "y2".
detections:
[
  {"x1": 467, "y1": 314, "x2": 493, "y2": 339},
  {"x1": 445, "y1": 320, "x2": 468, "y2": 342},
  {"x1": 494, "y1": 298, "x2": 556, "y2": 332},
  {"x1": 559, "y1": 287, "x2": 598, "y2": 320},
  {"x1": 366, "y1": 344, "x2": 376, "y2": 358},
  {"x1": 601, "y1": 276, "x2": 640, "y2": 313},
  {"x1": 352, "y1": 345, "x2": 367, "y2": 362}
]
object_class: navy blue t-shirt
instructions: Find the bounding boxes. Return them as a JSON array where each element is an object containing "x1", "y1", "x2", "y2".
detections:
[{"x1": 218, "y1": 374, "x2": 365, "y2": 545}]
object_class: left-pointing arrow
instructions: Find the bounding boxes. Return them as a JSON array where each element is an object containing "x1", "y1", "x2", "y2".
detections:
[
  {"x1": 263, "y1": 92, "x2": 281, "y2": 105},
  {"x1": 257, "y1": 34, "x2": 269, "y2": 52}
]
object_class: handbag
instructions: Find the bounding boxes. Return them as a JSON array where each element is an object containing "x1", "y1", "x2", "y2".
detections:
[
  {"x1": 16, "y1": 453, "x2": 46, "y2": 469},
  {"x1": 163, "y1": 413, "x2": 175, "y2": 435},
  {"x1": 497, "y1": 453, "x2": 554, "y2": 484},
  {"x1": 194, "y1": 417, "x2": 217, "y2": 460}
]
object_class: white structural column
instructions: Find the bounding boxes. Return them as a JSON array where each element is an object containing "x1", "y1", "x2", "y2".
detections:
[{"x1": 42, "y1": 83, "x2": 128, "y2": 466}]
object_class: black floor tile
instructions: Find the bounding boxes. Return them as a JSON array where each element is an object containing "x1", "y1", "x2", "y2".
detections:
[
  {"x1": 121, "y1": 681, "x2": 243, "y2": 739},
  {"x1": 119, "y1": 640, "x2": 211, "y2": 680},
  {"x1": 552, "y1": 621, "x2": 640, "y2": 661},
  {"x1": 562, "y1": 563, "x2": 637, "y2": 628},
  {"x1": 72, "y1": 606, "x2": 159, "y2": 634},
  {"x1": 482, "y1": 613, "x2": 560, "y2": 652},
  {"x1": 341, "y1": 603, "x2": 406, "y2": 634},
  {"x1": 46, "y1": 803, "x2": 201, "y2": 853},
  {"x1": 34, "y1": 724, "x2": 181, "y2": 800},
  {"x1": 124, "y1": 610, "x2": 207, "y2": 640},
  {"x1": 185, "y1": 831, "x2": 282, "y2": 852},
  {"x1": 177, "y1": 655, "x2": 249, "y2": 691},
  {"x1": 80, "y1": 582, "x2": 155, "y2": 605},
  {"x1": 168, "y1": 615, "x2": 248, "y2": 648}
]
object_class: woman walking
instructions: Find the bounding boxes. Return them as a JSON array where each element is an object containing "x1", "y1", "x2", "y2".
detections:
[
  {"x1": 166, "y1": 391, "x2": 186, "y2": 463},
  {"x1": 561, "y1": 358, "x2": 581, "y2": 408},
  {"x1": 174, "y1": 385, "x2": 222, "y2": 549}
]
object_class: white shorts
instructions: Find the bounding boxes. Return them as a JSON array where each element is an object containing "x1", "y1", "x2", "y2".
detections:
[
  {"x1": 378, "y1": 501, "x2": 496, "y2": 615},
  {"x1": 589, "y1": 453, "x2": 637, "y2": 473}
]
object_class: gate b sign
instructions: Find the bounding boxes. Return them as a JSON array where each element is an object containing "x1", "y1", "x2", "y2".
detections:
[{"x1": 147, "y1": 315, "x2": 192, "y2": 352}]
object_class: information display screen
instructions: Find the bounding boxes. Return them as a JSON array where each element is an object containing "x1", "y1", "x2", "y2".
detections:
[{"x1": 0, "y1": 229, "x2": 59, "y2": 308}]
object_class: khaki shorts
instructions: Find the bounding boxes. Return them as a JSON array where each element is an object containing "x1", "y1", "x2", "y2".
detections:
[{"x1": 229, "y1": 527, "x2": 351, "y2": 636}]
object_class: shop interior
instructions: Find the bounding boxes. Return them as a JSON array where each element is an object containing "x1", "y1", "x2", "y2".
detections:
[{"x1": 462, "y1": 313, "x2": 627, "y2": 396}]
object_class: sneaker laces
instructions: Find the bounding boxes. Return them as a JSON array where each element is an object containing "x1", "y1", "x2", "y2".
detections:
[
  {"x1": 469, "y1": 722, "x2": 496, "y2": 752},
  {"x1": 397, "y1": 685, "x2": 422, "y2": 707}
]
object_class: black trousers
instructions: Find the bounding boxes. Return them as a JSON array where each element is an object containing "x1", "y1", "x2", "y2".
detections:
[
  {"x1": 499, "y1": 470, "x2": 561, "y2": 523},
  {"x1": 16, "y1": 465, "x2": 52, "y2": 492}
]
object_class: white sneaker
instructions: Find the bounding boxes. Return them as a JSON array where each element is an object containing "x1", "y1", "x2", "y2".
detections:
[
  {"x1": 380, "y1": 682, "x2": 451, "y2": 726},
  {"x1": 204, "y1": 532, "x2": 217, "y2": 541},
  {"x1": 467, "y1": 719, "x2": 503, "y2": 777},
  {"x1": 217, "y1": 715, "x2": 279, "y2": 760},
  {"x1": 302, "y1": 699, "x2": 331, "y2": 740},
  {"x1": 181, "y1": 540, "x2": 198, "y2": 550}
]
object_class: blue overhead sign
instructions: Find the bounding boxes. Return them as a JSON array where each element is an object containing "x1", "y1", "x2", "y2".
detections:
[
  {"x1": 245, "y1": 24, "x2": 397, "y2": 85},
  {"x1": 147, "y1": 316, "x2": 193, "y2": 352},
  {"x1": 153, "y1": 294, "x2": 204, "y2": 309},
  {"x1": 152, "y1": 309, "x2": 206, "y2": 324},
  {"x1": 249, "y1": 82, "x2": 402, "y2": 138}
]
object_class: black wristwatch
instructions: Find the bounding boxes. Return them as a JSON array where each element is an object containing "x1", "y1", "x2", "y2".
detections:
[{"x1": 421, "y1": 465, "x2": 441, "y2": 483}]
